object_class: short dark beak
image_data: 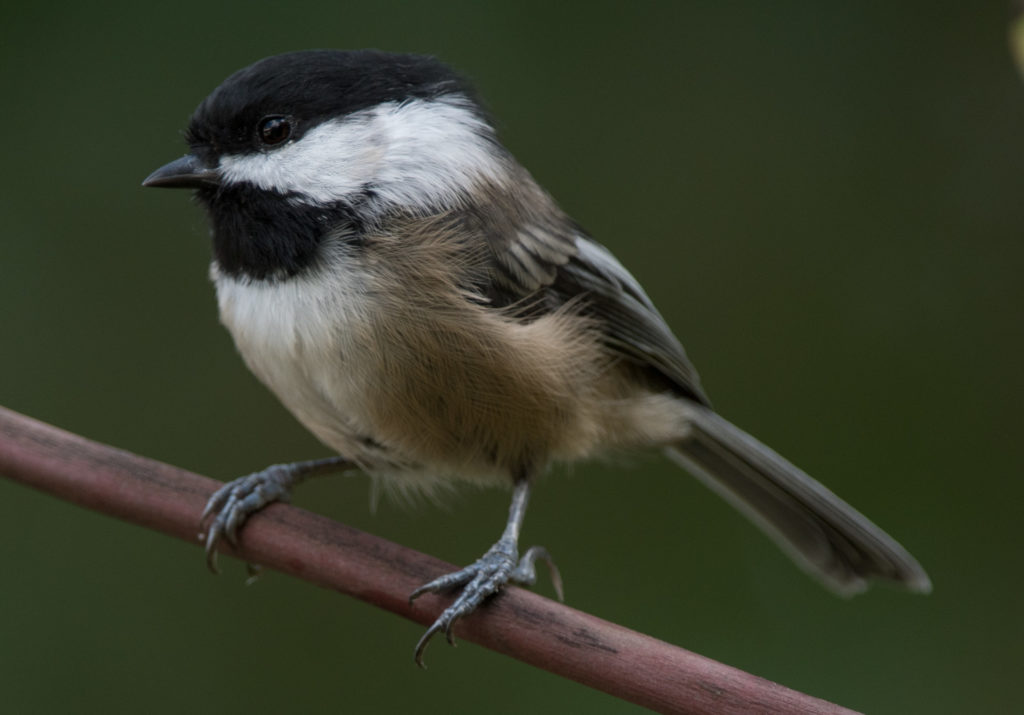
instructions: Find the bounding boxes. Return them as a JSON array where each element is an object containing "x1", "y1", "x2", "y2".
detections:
[{"x1": 142, "y1": 154, "x2": 220, "y2": 189}]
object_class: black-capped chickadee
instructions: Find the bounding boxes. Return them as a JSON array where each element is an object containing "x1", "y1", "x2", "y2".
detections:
[{"x1": 144, "y1": 50, "x2": 930, "y2": 665}]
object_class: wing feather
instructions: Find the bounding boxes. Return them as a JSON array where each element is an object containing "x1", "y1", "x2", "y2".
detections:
[{"x1": 462, "y1": 176, "x2": 709, "y2": 405}]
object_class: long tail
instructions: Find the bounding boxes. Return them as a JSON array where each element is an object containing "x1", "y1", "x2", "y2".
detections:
[{"x1": 666, "y1": 404, "x2": 931, "y2": 595}]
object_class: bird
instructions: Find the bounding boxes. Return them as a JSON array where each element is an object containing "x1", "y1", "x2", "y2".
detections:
[{"x1": 143, "y1": 49, "x2": 931, "y2": 666}]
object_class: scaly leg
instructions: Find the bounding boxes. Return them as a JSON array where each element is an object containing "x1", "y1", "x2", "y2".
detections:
[
  {"x1": 201, "y1": 456, "x2": 355, "y2": 571},
  {"x1": 409, "y1": 480, "x2": 563, "y2": 667}
]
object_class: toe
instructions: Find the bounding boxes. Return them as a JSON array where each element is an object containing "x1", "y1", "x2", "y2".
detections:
[{"x1": 409, "y1": 565, "x2": 477, "y2": 602}]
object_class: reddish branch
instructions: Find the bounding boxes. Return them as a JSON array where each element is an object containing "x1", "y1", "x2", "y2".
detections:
[{"x1": 0, "y1": 405, "x2": 857, "y2": 715}]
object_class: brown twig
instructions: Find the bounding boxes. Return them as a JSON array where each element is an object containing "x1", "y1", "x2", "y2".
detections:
[{"x1": 0, "y1": 405, "x2": 857, "y2": 715}]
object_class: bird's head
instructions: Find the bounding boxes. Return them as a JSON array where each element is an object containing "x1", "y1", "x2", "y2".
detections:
[{"x1": 144, "y1": 50, "x2": 507, "y2": 280}]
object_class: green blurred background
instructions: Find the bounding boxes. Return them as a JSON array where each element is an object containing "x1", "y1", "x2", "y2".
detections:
[{"x1": 2, "y1": 2, "x2": 1021, "y2": 713}]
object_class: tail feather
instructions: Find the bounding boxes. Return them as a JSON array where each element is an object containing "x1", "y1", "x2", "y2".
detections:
[{"x1": 666, "y1": 404, "x2": 931, "y2": 595}]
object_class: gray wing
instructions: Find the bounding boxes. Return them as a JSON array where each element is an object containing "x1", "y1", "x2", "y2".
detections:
[
  {"x1": 471, "y1": 200, "x2": 709, "y2": 406},
  {"x1": 553, "y1": 237, "x2": 710, "y2": 406}
]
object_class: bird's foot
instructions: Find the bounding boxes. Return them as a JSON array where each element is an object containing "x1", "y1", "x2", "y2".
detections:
[
  {"x1": 200, "y1": 464, "x2": 299, "y2": 573},
  {"x1": 409, "y1": 539, "x2": 562, "y2": 667}
]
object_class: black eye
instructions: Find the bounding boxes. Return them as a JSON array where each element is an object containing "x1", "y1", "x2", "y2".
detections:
[{"x1": 258, "y1": 115, "x2": 292, "y2": 146}]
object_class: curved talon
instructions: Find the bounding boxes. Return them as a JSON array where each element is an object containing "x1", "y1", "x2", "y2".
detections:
[
  {"x1": 413, "y1": 604, "x2": 470, "y2": 668},
  {"x1": 204, "y1": 529, "x2": 222, "y2": 573},
  {"x1": 202, "y1": 489, "x2": 243, "y2": 573},
  {"x1": 444, "y1": 621, "x2": 458, "y2": 645},
  {"x1": 223, "y1": 507, "x2": 244, "y2": 545},
  {"x1": 409, "y1": 581, "x2": 436, "y2": 603},
  {"x1": 515, "y1": 546, "x2": 564, "y2": 601},
  {"x1": 200, "y1": 482, "x2": 234, "y2": 523},
  {"x1": 414, "y1": 622, "x2": 445, "y2": 668}
]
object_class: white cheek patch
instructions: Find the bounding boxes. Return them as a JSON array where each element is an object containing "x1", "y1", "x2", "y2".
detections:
[
  {"x1": 218, "y1": 116, "x2": 378, "y2": 201},
  {"x1": 217, "y1": 96, "x2": 504, "y2": 210}
]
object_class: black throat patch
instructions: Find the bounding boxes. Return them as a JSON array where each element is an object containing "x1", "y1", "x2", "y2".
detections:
[{"x1": 197, "y1": 183, "x2": 361, "y2": 281}]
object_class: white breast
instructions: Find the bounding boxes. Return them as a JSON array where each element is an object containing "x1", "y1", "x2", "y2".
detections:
[{"x1": 211, "y1": 259, "x2": 383, "y2": 463}]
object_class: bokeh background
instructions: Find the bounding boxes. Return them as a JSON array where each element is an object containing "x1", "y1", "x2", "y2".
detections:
[{"x1": 2, "y1": 2, "x2": 1021, "y2": 713}]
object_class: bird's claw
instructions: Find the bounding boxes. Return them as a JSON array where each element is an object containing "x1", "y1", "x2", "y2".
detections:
[
  {"x1": 409, "y1": 540, "x2": 561, "y2": 667},
  {"x1": 199, "y1": 466, "x2": 295, "y2": 572}
]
